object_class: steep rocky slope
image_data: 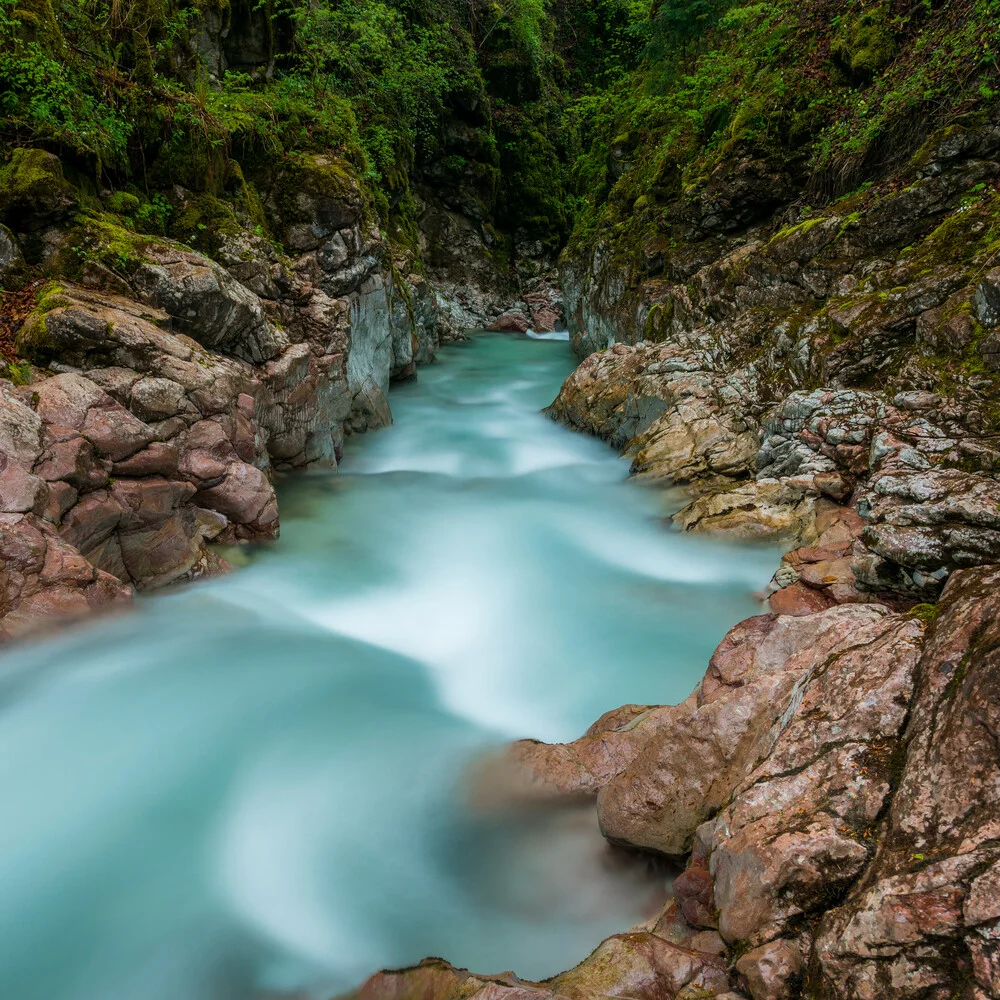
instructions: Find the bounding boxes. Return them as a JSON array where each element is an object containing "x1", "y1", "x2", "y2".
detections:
[{"x1": 0, "y1": 147, "x2": 442, "y2": 637}]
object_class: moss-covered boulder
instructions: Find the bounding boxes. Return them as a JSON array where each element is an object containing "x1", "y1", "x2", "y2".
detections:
[
  {"x1": 0, "y1": 149, "x2": 78, "y2": 228},
  {"x1": 830, "y1": 5, "x2": 898, "y2": 82},
  {"x1": 265, "y1": 154, "x2": 367, "y2": 252}
]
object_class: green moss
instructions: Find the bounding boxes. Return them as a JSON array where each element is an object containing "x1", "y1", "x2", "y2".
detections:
[
  {"x1": 50, "y1": 216, "x2": 155, "y2": 279},
  {"x1": 105, "y1": 191, "x2": 141, "y2": 216},
  {"x1": 905, "y1": 603, "x2": 939, "y2": 625},
  {"x1": 34, "y1": 280, "x2": 69, "y2": 313},
  {"x1": 168, "y1": 193, "x2": 242, "y2": 255},
  {"x1": 2, "y1": 358, "x2": 32, "y2": 385},
  {"x1": 15, "y1": 311, "x2": 51, "y2": 358},
  {"x1": 0, "y1": 148, "x2": 77, "y2": 224},
  {"x1": 831, "y1": 4, "x2": 898, "y2": 81}
]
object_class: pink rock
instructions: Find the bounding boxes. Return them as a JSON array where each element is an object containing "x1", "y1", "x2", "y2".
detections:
[
  {"x1": 735, "y1": 939, "x2": 802, "y2": 1000},
  {"x1": 488, "y1": 313, "x2": 532, "y2": 334},
  {"x1": 673, "y1": 862, "x2": 717, "y2": 929}
]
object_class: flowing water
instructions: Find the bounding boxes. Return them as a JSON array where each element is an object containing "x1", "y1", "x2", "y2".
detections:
[{"x1": 0, "y1": 333, "x2": 778, "y2": 1000}]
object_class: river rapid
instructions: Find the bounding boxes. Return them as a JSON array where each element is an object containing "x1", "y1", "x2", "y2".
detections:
[{"x1": 0, "y1": 333, "x2": 777, "y2": 1000}]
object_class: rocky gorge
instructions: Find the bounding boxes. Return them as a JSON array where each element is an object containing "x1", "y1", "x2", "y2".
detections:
[{"x1": 3, "y1": 0, "x2": 1000, "y2": 998}]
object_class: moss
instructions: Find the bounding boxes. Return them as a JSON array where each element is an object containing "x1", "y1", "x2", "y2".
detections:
[
  {"x1": 768, "y1": 215, "x2": 828, "y2": 248},
  {"x1": 168, "y1": 193, "x2": 242, "y2": 255},
  {"x1": 34, "y1": 280, "x2": 69, "y2": 313},
  {"x1": 105, "y1": 191, "x2": 141, "y2": 216},
  {"x1": 15, "y1": 311, "x2": 52, "y2": 358},
  {"x1": 46, "y1": 216, "x2": 156, "y2": 279},
  {"x1": 266, "y1": 153, "x2": 369, "y2": 235},
  {"x1": 3, "y1": 358, "x2": 32, "y2": 385},
  {"x1": 905, "y1": 603, "x2": 939, "y2": 625},
  {"x1": 831, "y1": 5, "x2": 899, "y2": 82},
  {"x1": 0, "y1": 148, "x2": 77, "y2": 225}
]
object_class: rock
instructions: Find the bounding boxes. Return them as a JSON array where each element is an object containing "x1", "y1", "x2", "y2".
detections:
[
  {"x1": 0, "y1": 224, "x2": 26, "y2": 290},
  {"x1": 0, "y1": 149, "x2": 78, "y2": 228},
  {"x1": 673, "y1": 860, "x2": 717, "y2": 929},
  {"x1": 853, "y1": 467, "x2": 1000, "y2": 597},
  {"x1": 598, "y1": 604, "x2": 911, "y2": 859},
  {"x1": 704, "y1": 610, "x2": 923, "y2": 947},
  {"x1": 489, "y1": 312, "x2": 532, "y2": 334},
  {"x1": 735, "y1": 939, "x2": 802, "y2": 1000},
  {"x1": 548, "y1": 343, "x2": 759, "y2": 492},
  {"x1": 813, "y1": 565, "x2": 1000, "y2": 998},
  {"x1": 133, "y1": 244, "x2": 289, "y2": 363},
  {"x1": 549, "y1": 933, "x2": 728, "y2": 1000},
  {"x1": 0, "y1": 513, "x2": 131, "y2": 641},
  {"x1": 33, "y1": 373, "x2": 154, "y2": 462},
  {"x1": 673, "y1": 479, "x2": 820, "y2": 545},
  {"x1": 765, "y1": 503, "x2": 870, "y2": 613},
  {"x1": 756, "y1": 389, "x2": 885, "y2": 484},
  {"x1": 973, "y1": 267, "x2": 1000, "y2": 328}
]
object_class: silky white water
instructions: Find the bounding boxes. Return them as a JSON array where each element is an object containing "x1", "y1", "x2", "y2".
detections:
[{"x1": 0, "y1": 333, "x2": 777, "y2": 1000}]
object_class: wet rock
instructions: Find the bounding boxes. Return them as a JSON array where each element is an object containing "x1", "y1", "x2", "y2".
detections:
[
  {"x1": 673, "y1": 479, "x2": 820, "y2": 545},
  {"x1": 489, "y1": 312, "x2": 532, "y2": 334},
  {"x1": 549, "y1": 932, "x2": 729, "y2": 1000},
  {"x1": 765, "y1": 503, "x2": 870, "y2": 613},
  {"x1": 0, "y1": 513, "x2": 131, "y2": 641},
  {"x1": 673, "y1": 860, "x2": 717, "y2": 929},
  {"x1": 599, "y1": 605, "x2": 912, "y2": 859},
  {"x1": 548, "y1": 343, "x2": 759, "y2": 492}
]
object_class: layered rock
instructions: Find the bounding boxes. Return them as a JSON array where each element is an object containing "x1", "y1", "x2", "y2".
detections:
[
  {"x1": 548, "y1": 115, "x2": 1000, "y2": 605},
  {"x1": 0, "y1": 150, "x2": 451, "y2": 640},
  {"x1": 368, "y1": 565, "x2": 999, "y2": 1000}
]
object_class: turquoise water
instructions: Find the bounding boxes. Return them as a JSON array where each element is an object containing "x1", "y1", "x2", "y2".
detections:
[{"x1": 0, "y1": 333, "x2": 776, "y2": 1000}]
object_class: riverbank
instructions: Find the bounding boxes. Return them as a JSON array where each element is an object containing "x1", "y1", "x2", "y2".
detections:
[{"x1": 0, "y1": 332, "x2": 782, "y2": 1000}]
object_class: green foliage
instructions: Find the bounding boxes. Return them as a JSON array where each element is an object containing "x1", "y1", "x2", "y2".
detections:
[
  {"x1": 565, "y1": 0, "x2": 1000, "y2": 267},
  {"x1": 3, "y1": 357, "x2": 31, "y2": 384}
]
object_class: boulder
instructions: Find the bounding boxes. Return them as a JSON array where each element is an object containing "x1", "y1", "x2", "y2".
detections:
[
  {"x1": 853, "y1": 467, "x2": 1000, "y2": 597},
  {"x1": 0, "y1": 224, "x2": 27, "y2": 290},
  {"x1": 489, "y1": 312, "x2": 532, "y2": 334},
  {"x1": 0, "y1": 149, "x2": 78, "y2": 228},
  {"x1": 673, "y1": 479, "x2": 821, "y2": 545},
  {"x1": 813, "y1": 566, "x2": 1000, "y2": 998},
  {"x1": 132, "y1": 245, "x2": 288, "y2": 363},
  {"x1": 548, "y1": 342, "x2": 760, "y2": 492},
  {"x1": 735, "y1": 939, "x2": 802, "y2": 1000},
  {"x1": 0, "y1": 513, "x2": 131, "y2": 642},
  {"x1": 598, "y1": 605, "x2": 911, "y2": 858}
]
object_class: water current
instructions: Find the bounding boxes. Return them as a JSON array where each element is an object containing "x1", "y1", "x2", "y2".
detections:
[{"x1": 0, "y1": 332, "x2": 778, "y2": 1000}]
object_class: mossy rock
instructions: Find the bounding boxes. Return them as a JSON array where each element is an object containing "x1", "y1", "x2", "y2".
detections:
[
  {"x1": 105, "y1": 191, "x2": 142, "y2": 217},
  {"x1": 16, "y1": 311, "x2": 53, "y2": 361},
  {"x1": 0, "y1": 149, "x2": 78, "y2": 228},
  {"x1": 45, "y1": 216, "x2": 156, "y2": 281},
  {"x1": 831, "y1": 5, "x2": 898, "y2": 82},
  {"x1": 168, "y1": 192, "x2": 243, "y2": 255},
  {"x1": 266, "y1": 154, "x2": 367, "y2": 247}
]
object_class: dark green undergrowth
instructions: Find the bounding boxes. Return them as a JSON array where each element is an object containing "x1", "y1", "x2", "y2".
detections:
[
  {"x1": 1, "y1": 0, "x2": 998, "y2": 274},
  {"x1": 566, "y1": 0, "x2": 1000, "y2": 260}
]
